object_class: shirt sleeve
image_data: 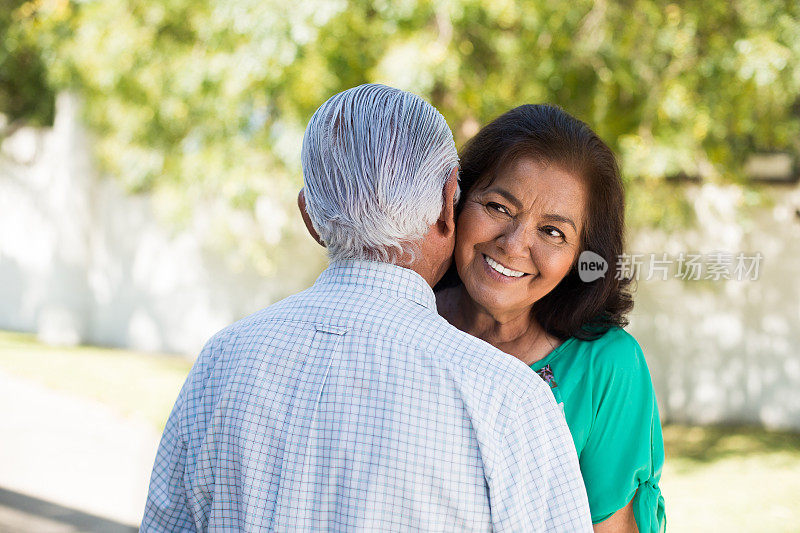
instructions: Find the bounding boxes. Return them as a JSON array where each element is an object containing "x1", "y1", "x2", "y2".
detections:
[
  {"x1": 487, "y1": 380, "x2": 593, "y2": 532},
  {"x1": 579, "y1": 331, "x2": 666, "y2": 533},
  {"x1": 140, "y1": 376, "x2": 195, "y2": 532},
  {"x1": 141, "y1": 335, "x2": 219, "y2": 532}
]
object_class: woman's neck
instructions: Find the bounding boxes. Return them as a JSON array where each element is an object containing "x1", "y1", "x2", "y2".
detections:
[{"x1": 438, "y1": 285, "x2": 560, "y2": 366}]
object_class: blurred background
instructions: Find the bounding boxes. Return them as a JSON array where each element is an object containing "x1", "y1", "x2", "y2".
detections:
[{"x1": 1, "y1": 0, "x2": 799, "y2": 531}]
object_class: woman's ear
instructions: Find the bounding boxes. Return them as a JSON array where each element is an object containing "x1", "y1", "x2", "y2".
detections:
[{"x1": 297, "y1": 188, "x2": 324, "y2": 247}]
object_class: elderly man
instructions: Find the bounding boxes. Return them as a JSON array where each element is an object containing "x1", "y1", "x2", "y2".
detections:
[{"x1": 142, "y1": 84, "x2": 591, "y2": 531}]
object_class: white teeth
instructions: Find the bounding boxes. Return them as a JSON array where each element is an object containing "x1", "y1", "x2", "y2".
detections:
[{"x1": 485, "y1": 255, "x2": 525, "y2": 278}]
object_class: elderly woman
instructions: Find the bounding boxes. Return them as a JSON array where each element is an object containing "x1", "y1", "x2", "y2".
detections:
[{"x1": 435, "y1": 104, "x2": 666, "y2": 532}]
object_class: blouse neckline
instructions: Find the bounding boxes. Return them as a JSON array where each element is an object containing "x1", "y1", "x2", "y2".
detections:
[{"x1": 529, "y1": 336, "x2": 578, "y2": 370}]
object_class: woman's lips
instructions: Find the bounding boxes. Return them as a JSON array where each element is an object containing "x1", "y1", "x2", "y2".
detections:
[{"x1": 482, "y1": 254, "x2": 531, "y2": 281}]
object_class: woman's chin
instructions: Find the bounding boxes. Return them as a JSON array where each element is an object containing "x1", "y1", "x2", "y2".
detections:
[
  {"x1": 465, "y1": 285, "x2": 526, "y2": 315},
  {"x1": 461, "y1": 275, "x2": 551, "y2": 319}
]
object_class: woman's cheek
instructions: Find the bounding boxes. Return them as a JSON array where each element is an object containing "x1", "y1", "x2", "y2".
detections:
[{"x1": 536, "y1": 247, "x2": 574, "y2": 282}]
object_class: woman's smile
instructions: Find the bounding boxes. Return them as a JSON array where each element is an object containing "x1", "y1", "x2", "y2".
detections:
[{"x1": 482, "y1": 254, "x2": 532, "y2": 280}]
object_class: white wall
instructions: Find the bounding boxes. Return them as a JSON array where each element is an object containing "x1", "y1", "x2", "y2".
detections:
[
  {"x1": 0, "y1": 93, "x2": 326, "y2": 355},
  {"x1": 1, "y1": 93, "x2": 799, "y2": 429},
  {"x1": 627, "y1": 183, "x2": 800, "y2": 431}
]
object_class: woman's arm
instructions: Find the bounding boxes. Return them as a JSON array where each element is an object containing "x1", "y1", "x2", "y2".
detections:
[
  {"x1": 593, "y1": 500, "x2": 638, "y2": 533},
  {"x1": 575, "y1": 330, "x2": 665, "y2": 533}
]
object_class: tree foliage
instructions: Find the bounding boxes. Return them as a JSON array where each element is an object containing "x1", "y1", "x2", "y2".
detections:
[
  {"x1": 4, "y1": 0, "x2": 800, "y2": 268},
  {"x1": 0, "y1": 0, "x2": 54, "y2": 129}
]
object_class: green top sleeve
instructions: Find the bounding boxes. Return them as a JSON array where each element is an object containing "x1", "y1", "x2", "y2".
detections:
[{"x1": 531, "y1": 328, "x2": 666, "y2": 532}]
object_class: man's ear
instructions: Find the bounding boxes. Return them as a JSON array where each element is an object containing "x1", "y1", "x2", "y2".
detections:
[
  {"x1": 297, "y1": 188, "x2": 324, "y2": 247},
  {"x1": 437, "y1": 167, "x2": 459, "y2": 236}
]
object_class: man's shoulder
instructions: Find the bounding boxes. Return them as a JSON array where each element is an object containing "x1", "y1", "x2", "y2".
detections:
[
  {"x1": 418, "y1": 320, "x2": 525, "y2": 375},
  {"x1": 404, "y1": 315, "x2": 557, "y2": 426},
  {"x1": 201, "y1": 283, "x2": 549, "y2": 406},
  {"x1": 193, "y1": 289, "x2": 315, "y2": 362},
  {"x1": 216, "y1": 287, "x2": 319, "y2": 334}
]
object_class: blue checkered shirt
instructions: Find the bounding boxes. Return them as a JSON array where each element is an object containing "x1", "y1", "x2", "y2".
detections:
[{"x1": 142, "y1": 260, "x2": 592, "y2": 531}]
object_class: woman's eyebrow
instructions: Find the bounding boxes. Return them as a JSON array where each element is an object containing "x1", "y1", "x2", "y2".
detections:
[
  {"x1": 486, "y1": 187, "x2": 523, "y2": 210},
  {"x1": 542, "y1": 213, "x2": 577, "y2": 232}
]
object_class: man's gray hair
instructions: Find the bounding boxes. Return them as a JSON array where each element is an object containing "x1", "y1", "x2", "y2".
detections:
[{"x1": 301, "y1": 84, "x2": 459, "y2": 263}]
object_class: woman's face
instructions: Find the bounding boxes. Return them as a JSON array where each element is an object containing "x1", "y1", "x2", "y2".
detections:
[{"x1": 454, "y1": 157, "x2": 587, "y2": 319}]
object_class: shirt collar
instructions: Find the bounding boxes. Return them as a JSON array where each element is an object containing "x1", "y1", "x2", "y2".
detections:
[{"x1": 316, "y1": 260, "x2": 437, "y2": 311}]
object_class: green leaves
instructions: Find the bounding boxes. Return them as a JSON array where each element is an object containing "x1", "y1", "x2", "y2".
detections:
[{"x1": 0, "y1": 0, "x2": 55, "y2": 127}]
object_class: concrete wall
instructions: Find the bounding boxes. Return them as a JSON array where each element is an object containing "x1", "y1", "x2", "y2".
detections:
[
  {"x1": 0, "y1": 93, "x2": 325, "y2": 355},
  {"x1": 1, "y1": 94, "x2": 799, "y2": 429},
  {"x1": 627, "y1": 183, "x2": 800, "y2": 431}
]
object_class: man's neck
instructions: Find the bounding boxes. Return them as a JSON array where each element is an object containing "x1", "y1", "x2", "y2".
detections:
[
  {"x1": 407, "y1": 235, "x2": 452, "y2": 288},
  {"x1": 386, "y1": 258, "x2": 437, "y2": 288},
  {"x1": 408, "y1": 265, "x2": 438, "y2": 288},
  {"x1": 379, "y1": 247, "x2": 442, "y2": 289}
]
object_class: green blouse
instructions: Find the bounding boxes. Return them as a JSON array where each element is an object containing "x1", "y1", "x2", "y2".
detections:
[{"x1": 529, "y1": 327, "x2": 666, "y2": 532}]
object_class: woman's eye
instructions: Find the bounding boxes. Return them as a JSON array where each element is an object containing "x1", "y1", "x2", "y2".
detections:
[
  {"x1": 541, "y1": 226, "x2": 566, "y2": 241},
  {"x1": 486, "y1": 202, "x2": 510, "y2": 215}
]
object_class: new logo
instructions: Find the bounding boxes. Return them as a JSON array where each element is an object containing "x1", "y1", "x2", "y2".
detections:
[{"x1": 578, "y1": 251, "x2": 608, "y2": 282}]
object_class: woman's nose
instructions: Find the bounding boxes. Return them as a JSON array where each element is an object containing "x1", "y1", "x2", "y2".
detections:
[{"x1": 495, "y1": 221, "x2": 532, "y2": 257}]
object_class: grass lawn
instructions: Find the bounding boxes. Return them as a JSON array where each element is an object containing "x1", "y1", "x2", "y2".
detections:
[
  {"x1": 1, "y1": 330, "x2": 799, "y2": 531},
  {"x1": 0, "y1": 330, "x2": 191, "y2": 430},
  {"x1": 662, "y1": 425, "x2": 800, "y2": 532}
]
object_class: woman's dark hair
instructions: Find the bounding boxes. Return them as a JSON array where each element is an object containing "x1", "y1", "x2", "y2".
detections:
[{"x1": 437, "y1": 104, "x2": 633, "y2": 341}]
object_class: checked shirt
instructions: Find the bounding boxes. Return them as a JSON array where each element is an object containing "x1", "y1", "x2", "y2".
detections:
[{"x1": 142, "y1": 260, "x2": 591, "y2": 532}]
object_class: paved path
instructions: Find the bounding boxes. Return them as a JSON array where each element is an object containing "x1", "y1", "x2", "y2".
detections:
[
  {"x1": 0, "y1": 369, "x2": 162, "y2": 530},
  {"x1": 0, "y1": 487, "x2": 136, "y2": 532}
]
